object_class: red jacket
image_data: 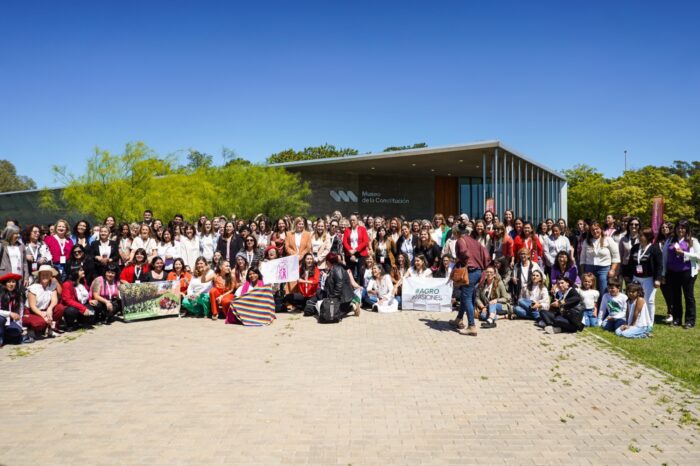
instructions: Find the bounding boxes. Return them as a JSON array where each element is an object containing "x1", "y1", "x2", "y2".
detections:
[
  {"x1": 60, "y1": 280, "x2": 89, "y2": 314},
  {"x1": 119, "y1": 263, "x2": 150, "y2": 283},
  {"x1": 513, "y1": 235, "x2": 543, "y2": 264},
  {"x1": 298, "y1": 267, "x2": 320, "y2": 298},
  {"x1": 342, "y1": 226, "x2": 370, "y2": 257}
]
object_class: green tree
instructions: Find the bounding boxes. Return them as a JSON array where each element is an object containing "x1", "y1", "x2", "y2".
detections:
[
  {"x1": 222, "y1": 147, "x2": 251, "y2": 166},
  {"x1": 608, "y1": 166, "x2": 693, "y2": 224},
  {"x1": 185, "y1": 149, "x2": 213, "y2": 171},
  {"x1": 266, "y1": 144, "x2": 358, "y2": 164},
  {"x1": 46, "y1": 142, "x2": 310, "y2": 222},
  {"x1": 0, "y1": 160, "x2": 37, "y2": 192},
  {"x1": 383, "y1": 142, "x2": 428, "y2": 152},
  {"x1": 561, "y1": 164, "x2": 611, "y2": 223}
]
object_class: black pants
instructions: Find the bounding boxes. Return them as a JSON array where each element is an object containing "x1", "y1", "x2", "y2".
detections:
[
  {"x1": 346, "y1": 255, "x2": 365, "y2": 282},
  {"x1": 660, "y1": 280, "x2": 674, "y2": 316},
  {"x1": 668, "y1": 269, "x2": 696, "y2": 325},
  {"x1": 540, "y1": 310, "x2": 578, "y2": 333},
  {"x1": 63, "y1": 306, "x2": 95, "y2": 329},
  {"x1": 283, "y1": 292, "x2": 310, "y2": 308},
  {"x1": 95, "y1": 300, "x2": 122, "y2": 322}
]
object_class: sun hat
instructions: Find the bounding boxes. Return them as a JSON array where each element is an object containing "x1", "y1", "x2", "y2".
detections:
[{"x1": 33, "y1": 264, "x2": 58, "y2": 277}]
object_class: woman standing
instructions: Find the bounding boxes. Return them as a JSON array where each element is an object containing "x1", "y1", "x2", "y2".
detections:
[
  {"x1": 88, "y1": 225, "x2": 119, "y2": 279},
  {"x1": 240, "y1": 235, "x2": 263, "y2": 269},
  {"x1": 543, "y1": 224, "x2": 572, "y2": 271},
  {"x1": 179, "y1": 224, "x2": 202, "y2": 272},
  {"x1": 22, "y1": 224, "x2": 52, "y2": 278},
  {"x1": 414, "y1": 230, "x2": 441, "y2": 270},
  {"x1": 44, "y1": 219, "x2": 74, "y2": 280},
  {"x1": 657, "y1": 222, "x2": 675, "y2": 323},
  {"x1": 284, "y1": 217, "x2": 312, "y2": 260},
  {"x1": 472, "y1": 220, "x2": 492, "y2": 257},
  {"x1": 629, "y1": 228, "x2": 662, "y2": 326},
  {"x1": 70, "y1": 220, "x2": 93, "y2": 249},
  {"x1": 310, "y1": 219, "x2": 332, "y2": 268},
  {"x1": 130, "y1": 224, "x2": 158, "y2": 263},
  {"x1": 550, "y1": 251, "x2": 579, "y2": 290},
  {"x1": 66, "y1": 245, "x2": 96, "y2": 286},
  {"x1": 512, "y1": 222, "x2": 543, "y2": 268},
  {"x1": 664, "y1": 220, "x2": 699, "y2": 328},
  {"x1": 508, "y1": 217, "x2": 524, "y2": 241},
  {"x1": 0, "y1": 225, "x2": 28, "y2": 284},
  {"x1": 503, "y1": 210, "x2": 515, "y2": 236},
  {"x1": 618, "y1": 217, "x2": 641, "y2": 284},
  {"x1": 255, "y1": 218, "x2": 272, "y2": 250},
  {"x1": 117, "y1": 223, "x2": 133, "y2": 266},
  {"x1": 199, "y1": 219, "x2": 217, "y2": 265},
  {"x1": 342, "y1": 214, "x2": 370, "y2": 281},
  {"x1": 395, "y1": 223, "x2": 417, "y2": 265},
  {"x1": 157, "y1": 228, "x2": 180, "y2": 272},
  {"x1": 372, "y1": 226, "x2": 396, "y2": 273},
  {"x1": 270, "y1": 218, "x2": 289, "y2": 257},
  {"x1": 491, "y1": 223, "x2": 514, "y2": 263},
  {"x1": 431, "y1": 214, "x2": 450, "y2": 247},
  {"x1": 216, "y1": 222, "x2": 241, "y2": 264},
  {"x1": 579, "y1": 221, "x2": 620, "y2": 298}
]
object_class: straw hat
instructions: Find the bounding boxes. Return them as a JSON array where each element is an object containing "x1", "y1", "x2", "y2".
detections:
[{"x1": 33, "y1": 264, "x2": 58, "y2": 277}]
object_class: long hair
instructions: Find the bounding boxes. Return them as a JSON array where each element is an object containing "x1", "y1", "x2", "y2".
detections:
[
  {"x1": 587, "y1": 221, "x2": 606, "y2": 248},
  {"x1": 672, "y1": 219, "x2": 693, "y2": 243}
]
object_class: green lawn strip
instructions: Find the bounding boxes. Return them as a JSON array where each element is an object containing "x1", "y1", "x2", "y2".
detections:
[{"x1": 582, "y1": 282, "x2": 700, "y2": 393}]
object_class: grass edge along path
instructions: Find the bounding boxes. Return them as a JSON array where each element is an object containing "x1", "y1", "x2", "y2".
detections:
[{"x1": 582, "y1": 281, "x2": 700, "y2": 393}]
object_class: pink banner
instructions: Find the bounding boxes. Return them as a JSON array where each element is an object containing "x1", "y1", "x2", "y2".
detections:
[
  {"x1": 651, "y1": 197, "x2": 664, "y2": 236},
  {"x1": 485, "y1": 198, "x2": 495, "y2": 215}
]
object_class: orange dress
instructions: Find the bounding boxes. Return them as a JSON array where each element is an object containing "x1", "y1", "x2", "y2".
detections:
[
  {"x1": 209, "y1": 275, "x2": 235, "y2": 317},
  {"x1": 166, "y1": 271, "x2": 192, "y2": 295}
]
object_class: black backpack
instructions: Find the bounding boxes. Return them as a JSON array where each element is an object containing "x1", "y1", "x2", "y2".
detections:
[{"x1": 319, "y1": 298, "x2": 341, "y2": 323}]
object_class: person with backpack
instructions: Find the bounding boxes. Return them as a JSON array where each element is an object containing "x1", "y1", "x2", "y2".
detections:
[{"x1": 318, "y1": 252, "x2": 358, "y2": 322}]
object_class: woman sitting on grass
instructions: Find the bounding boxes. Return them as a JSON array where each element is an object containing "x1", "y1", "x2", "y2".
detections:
[{"x1": 615, "y1": 281, "x2": 652, "y2": 339}]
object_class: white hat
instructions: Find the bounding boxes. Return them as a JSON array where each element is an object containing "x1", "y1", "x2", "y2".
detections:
[{"x1": 33, "y1": 264, "x2": 58, "y2": 277}]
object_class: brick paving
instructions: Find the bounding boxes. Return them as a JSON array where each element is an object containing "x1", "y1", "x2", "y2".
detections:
[{"x1": 1, "y1": 311, "x2": 699, "y2": 465}]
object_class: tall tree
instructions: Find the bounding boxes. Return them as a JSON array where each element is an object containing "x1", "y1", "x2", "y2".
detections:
[
  {"x1": 44, "y1": 142, "x2": 309, "y2": 222},
  {"x1": 383, "y1": 142, "x2": 428, "y2": 152},
  {"x1": 185, "y1": 149, "x2": 213, "y2": 171},
  {"x1": 0, "y1": 160, "x2": 37, "y2": 192},
  {"x1": 561, "y1": 164, "x2": 611, "y2": 223},
  {"x1": 266, "y1": 144, "x2": 358, "y2": 164}
]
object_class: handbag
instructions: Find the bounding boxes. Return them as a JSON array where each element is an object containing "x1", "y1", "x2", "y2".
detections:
[{"x1": 450, "y1": 266, "x2": 469, "y2": 287}]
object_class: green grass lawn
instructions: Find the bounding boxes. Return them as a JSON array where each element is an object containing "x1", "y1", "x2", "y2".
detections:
[{"x1": 586, "y1": 281, "x2": 700, "y2": 392}]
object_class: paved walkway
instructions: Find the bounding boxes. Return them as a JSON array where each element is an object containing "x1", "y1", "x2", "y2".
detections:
[{"x1": 1, "y1": 311, "x2": 699, "y2": 465}]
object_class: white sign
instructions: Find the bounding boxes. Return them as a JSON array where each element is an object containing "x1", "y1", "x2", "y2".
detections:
[
  {"x1": 260, "y1": 255, "x2": 299, "y2": 284},
  {"x1": 401, "y1": 277, "x2": 453, "y2": 312}
]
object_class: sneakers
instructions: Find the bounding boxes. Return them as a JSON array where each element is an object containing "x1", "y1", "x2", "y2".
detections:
[
  {"x1": 664, "y1": 315, "x2": 674, "y2": 324},
  {"x1": 460, "y1": 325, "x2": 477, "y2": 336},
  {"x1": 449, "y1": 318, "x2": 465, "y2": 329},
  {"x1": 481, "y1": 320, "x2": 497, "y2": 329},
  {"x1": 544, "y1": 326, "x2": 562, "y2": 334},
  {"x1": 683, "y1": 323, "x2": 695, "y2": 329}
]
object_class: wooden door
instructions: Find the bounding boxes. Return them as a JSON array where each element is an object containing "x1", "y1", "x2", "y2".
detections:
[{"x1": 434, "y1": 176, "x2": 458, "y2": 215}]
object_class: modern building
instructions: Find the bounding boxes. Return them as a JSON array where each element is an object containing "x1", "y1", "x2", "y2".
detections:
[
  {"x1": 0, "y1": 140, "x2": 566, "y2": 224},
  {"x1": 272, "y1": 140, "x2": 567, "y2": 221}
]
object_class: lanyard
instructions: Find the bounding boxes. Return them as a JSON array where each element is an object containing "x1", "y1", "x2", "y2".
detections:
[
  {"x1": 55, "y1": 235, "x2": 67, "y2": 255},
  {"x1": 637, "y1": 244, "x2": 651, "y2": 264},
  {"x1": 27, "y1": 244, "x2": 39, "y2": 259},
  {"x1": 134, "y1": 266, "x2": 142, "y2": 279},
  {"x1": 105, "y1": 280, "x2": 116, "y2": 299}
]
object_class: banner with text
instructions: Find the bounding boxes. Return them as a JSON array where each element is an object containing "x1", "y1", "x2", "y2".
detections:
[
  {"x1": 401, "y1": 277, "x2": 453, "y2": 312},
  {"x1": 120, "y1": 280, "x2": 181, "y2": 321},
  {"x1": 259, "y1": 255, "x2": 300, "y2": 284}
]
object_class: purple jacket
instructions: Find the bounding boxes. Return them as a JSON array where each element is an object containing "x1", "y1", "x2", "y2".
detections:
[{"x1": 550, "y1": 264, "x2": 580, "y2": 286}]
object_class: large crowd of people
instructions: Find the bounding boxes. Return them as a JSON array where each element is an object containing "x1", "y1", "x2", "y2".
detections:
[{"x1": 0, "y1": 208, "x2": 698, "y2": 345}]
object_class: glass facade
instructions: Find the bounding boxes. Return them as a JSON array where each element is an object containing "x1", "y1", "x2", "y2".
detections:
[{"x1": 458, "y1": 153, "x2": 562, "y2": 223}]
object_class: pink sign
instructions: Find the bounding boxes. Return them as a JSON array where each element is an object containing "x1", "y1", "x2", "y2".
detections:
[{"x1": 651, "y1": 197, "x2": 664, "y2": 236}]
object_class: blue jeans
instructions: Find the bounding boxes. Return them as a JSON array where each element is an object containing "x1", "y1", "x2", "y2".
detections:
[
  {"x1": 582, "y1": 309, "x2": 599, "y2": 327},
  {"x1": 583, "y1": 264, "x2": 610, "y2": 300},
  {"x1": 603, "y1": 317, "x2": 626, "y2": 332},
  {"x1": 616, "y1": 325, "x2": 651, "y2": 338},
  {"x1": 361, "y1": 288, "x2": 378, "y2": 308},
  {"x1": 513, "y1": 298, "x2": 540, "y2": 320},
  {"x1": 480, "y1": 303, "x2": 503, "y2": 321},
  {"x1": 457, "y1": 269, "x2": 482, "y2": 326}
]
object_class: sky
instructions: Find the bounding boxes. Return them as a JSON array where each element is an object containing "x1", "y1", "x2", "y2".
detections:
[{"x1": 1, "y1": 0, "x2": 698, "y2": 187}]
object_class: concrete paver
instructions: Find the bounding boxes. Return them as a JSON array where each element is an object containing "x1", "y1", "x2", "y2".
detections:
[{"x1": 1, "y1": 311, "x2": 698, "y2": 465}]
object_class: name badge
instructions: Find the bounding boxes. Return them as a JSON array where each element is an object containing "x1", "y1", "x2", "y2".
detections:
[
  {"x1": 135, "y1": 280, "x2": 141, "y2": 284},
  {"x1": 636, "y1": 265, "x2": 643, "y2": 275},
  {"x1": 380, "y1": 257, "x2": 385, "y2": 264},
  {"x1": 60, "y1": 255, "x2": 66, "y2": 264},
  {"x1": 32, "y1": 262, "x2": 38, "y2": 271}
]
